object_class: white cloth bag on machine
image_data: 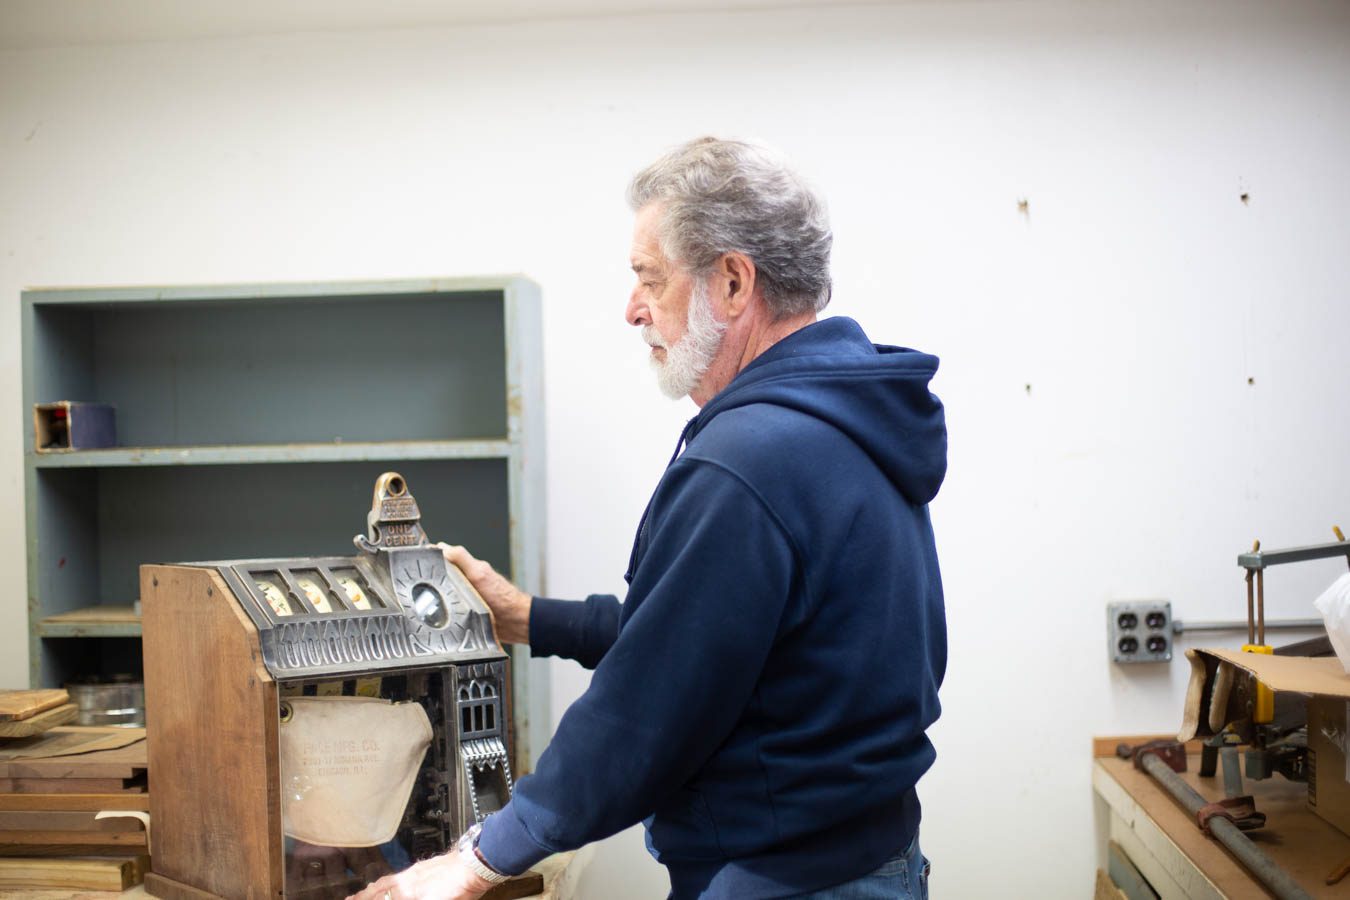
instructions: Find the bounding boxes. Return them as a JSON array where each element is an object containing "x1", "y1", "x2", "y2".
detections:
[
  {"x1": 1315, "y1": 572, "x2": 1350, "y2": 675},
  {"x1": 279, "y1": 696, "x2": 433, "y2": 847}
]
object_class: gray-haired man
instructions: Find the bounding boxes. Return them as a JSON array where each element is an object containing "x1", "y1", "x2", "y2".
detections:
[{"x1": 354, "y1": 137, "x2": 948, "y2": 900}]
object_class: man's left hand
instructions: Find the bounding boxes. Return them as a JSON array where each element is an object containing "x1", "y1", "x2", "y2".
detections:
[{"x1": 346, "y1": 850, "x2": 495, "y2": 900}]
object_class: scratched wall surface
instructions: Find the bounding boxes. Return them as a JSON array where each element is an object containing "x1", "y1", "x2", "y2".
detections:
[{"x1": 2, "y1": 2, "x2": 1349, "y2": 895}]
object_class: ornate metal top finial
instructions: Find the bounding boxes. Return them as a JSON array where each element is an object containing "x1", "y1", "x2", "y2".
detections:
[{"x1": 354, "y1": 471, "x2": 428, "y2": 553}]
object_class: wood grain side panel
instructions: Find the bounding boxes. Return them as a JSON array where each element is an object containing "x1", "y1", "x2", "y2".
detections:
[{"x1": 143, "y1": 565, "x2": 282, "y2": 900}]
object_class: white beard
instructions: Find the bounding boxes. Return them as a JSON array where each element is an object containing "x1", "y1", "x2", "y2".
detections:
[{"x1": 643, "y1": 278, "x2": 726, "y2": 400}]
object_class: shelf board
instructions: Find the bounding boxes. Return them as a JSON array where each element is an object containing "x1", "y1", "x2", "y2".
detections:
[
  {"x1": 37, "y1": 606, "x2": 141, "y2": 638},
  {"x1": 29, "y1": 439, "x2": 512, "y2": 469}
]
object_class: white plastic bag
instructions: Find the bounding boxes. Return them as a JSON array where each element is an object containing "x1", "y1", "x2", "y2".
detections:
[{"x1": 1314, "y1": 572, "x2": 1350, "y2": 675}]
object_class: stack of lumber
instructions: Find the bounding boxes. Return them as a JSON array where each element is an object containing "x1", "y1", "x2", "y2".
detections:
[
  {"x1": 0, "y1": 691, "x2": 150, "y2": 891},
  {"x1": 0, "y1": 690, "x2": 76, "y2": 739}
]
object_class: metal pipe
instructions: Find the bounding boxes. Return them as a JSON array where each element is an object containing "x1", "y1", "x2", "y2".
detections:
[
  {"x1": 1245, "y1": 570, "x2": 1256, "y2": 644},
  {"x1": 1139, "y1": 753, "x2": 1312, "y2": 900},
  {"x1": 1173, "y1": 618, "x2": 1323, "y2": 635},
  {"x1": 1257, "y1": 569, "x2": 1266, "y2": 645},
  {"x1": 1238, "y1": 539, "x2": 1350, "y2": 570},
  {"x1": 1220, "y1": 747, "x2": 1243, "y2": 798}
]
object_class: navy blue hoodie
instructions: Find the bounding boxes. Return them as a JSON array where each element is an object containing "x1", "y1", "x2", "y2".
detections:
[{"x1": 477, "y1": 317, "x2": 947, "y2": 898}]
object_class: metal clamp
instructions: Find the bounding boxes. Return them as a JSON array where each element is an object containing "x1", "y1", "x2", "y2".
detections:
[
  {"x1": 1117, "y1": 739, "x2": 1188, "y2": 773},
  {"x1": 1197, "y1": 795, "x2": 1266, "y2": 834}
]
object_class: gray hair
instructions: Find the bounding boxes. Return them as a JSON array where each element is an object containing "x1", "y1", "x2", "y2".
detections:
[{"x1": 627, "y1": 137, "x2": 832, "y2": 319}]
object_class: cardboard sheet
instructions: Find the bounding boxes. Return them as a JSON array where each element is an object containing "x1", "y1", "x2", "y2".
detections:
[
  {"x1": 1196, "y1": 647, "x2": 1350, "y2": 698},
  {"x1": 0, "y1": 727, "x2": 144, "y2": 764}
]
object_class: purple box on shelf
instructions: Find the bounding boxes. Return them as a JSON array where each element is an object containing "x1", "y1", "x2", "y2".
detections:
[{"x1": 33, "y1": 401, "x2": 117, "y2": 453}]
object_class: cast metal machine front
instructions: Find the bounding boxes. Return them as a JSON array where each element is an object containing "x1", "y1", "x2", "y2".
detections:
[{"x1": 142, "y1": 472, "x2": 517, "y2": 900}]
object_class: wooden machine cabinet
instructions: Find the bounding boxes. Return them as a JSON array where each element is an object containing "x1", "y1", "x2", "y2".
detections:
[{"x1": 141, "y1": 473, "x2": 525, "y2": 899}]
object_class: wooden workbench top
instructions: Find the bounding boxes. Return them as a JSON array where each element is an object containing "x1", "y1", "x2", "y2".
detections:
[
  {"x1": 0, "y1": 849, "x2": 591, "y2": 900},
  {"x1": 1095, "y1": 753, "x2": 1350, "y2": 898}
]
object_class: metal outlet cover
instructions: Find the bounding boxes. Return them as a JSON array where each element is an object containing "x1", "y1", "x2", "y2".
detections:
[{"x1": 1109, "y1": 600, "x2": 1173, "y2": 664}]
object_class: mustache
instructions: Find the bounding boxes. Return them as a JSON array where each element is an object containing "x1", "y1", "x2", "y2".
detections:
[{"x1": 642, "y1": 325, "x2": 667, "y2": 349}]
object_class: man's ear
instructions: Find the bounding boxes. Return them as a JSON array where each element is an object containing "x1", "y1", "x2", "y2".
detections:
[{"x1": 717, "y1": 252, "x2": 758, "y2": 319}]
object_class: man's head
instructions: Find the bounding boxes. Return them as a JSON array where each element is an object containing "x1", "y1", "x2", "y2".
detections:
[{"x1": 625, "y1": 137, "x2": 833, "y2": 404}]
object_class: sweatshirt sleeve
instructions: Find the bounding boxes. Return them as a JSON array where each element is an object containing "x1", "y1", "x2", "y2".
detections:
[
  {"x1": 527, "y1": 594, "x2": 621, "y2": 670},
  {"x1": 476, "y1": 458, "x2": 797, "y2": 874}
]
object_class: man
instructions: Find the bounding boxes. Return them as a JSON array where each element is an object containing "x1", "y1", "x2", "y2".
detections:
[{"x1": 354, "y1": 137, "x2": 947, "y2": 900}]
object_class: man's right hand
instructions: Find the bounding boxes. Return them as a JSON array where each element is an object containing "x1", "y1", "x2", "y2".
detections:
[{"x1": 438, "y1": 543, "x2": 531, "y2": 645}]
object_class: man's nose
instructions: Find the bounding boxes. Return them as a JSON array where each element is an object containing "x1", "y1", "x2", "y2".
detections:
[{"x1": 625, "y1": 289, "x2": 649, "y2": 327}]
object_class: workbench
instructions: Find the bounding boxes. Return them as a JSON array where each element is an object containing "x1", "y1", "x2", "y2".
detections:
[
  {"x1": 1094, "y1": 738, "x2": 1350, "y2": 898},
  {"x1": 0, "y1": 848, "x2": 592, "y2": 900}
]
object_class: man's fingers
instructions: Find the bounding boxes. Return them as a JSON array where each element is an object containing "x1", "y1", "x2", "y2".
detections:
[
  {"x1": 439, "y1": 542, "x2": 472, "y2": 567},
  {"x1": 440, "y1": 543, "x2": 497, "y2": 585},
  {"x1": 346, "y1": 873, "x2": 397, "y2": 900}
]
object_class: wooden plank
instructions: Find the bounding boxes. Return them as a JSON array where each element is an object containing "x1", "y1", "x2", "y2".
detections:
[
  {"x1": 34, "y1": 607, "x2": 142, "y2": 638},
  {"x1": 482, "y1": 872, "x2": 545, "y2": 900},
  {"x1": 0, "y1": 810, "x2": 146, "y2": 831},
  {"x1": 537, "y1": 848, "x2": 589, "y2": 900},
  {"x1": 143, "y1": 564, "x2": 284, "y2": 898},
  {"x1": 0, "y1": 793, "x2": 150, "y2": 811},
  {"x1": 40, "y1": 606, "x2": 140, "y2": 624},
  {"x1": 0, "y1": 856, "x2": 145, "y2": 891},
  {"x1": 0, "y1": 705, "x2": 78, "y2": 739},
  {"x1": 0, "y1": 691, "x2": 68, "y2": 723},
  {"x1": 0, "y1": 830, "x2": 146, "y2": 846},
  {"x1": 0, "y1": 844, "x2": 146, "y2": 858},
  {"x1": 0, "y1": 777, "x2": 144, "y2": 794}
]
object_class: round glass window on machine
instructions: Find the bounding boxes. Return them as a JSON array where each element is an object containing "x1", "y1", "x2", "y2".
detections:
[{"x1": 410, "y1": 583, "x2": 449, "y2": 629}]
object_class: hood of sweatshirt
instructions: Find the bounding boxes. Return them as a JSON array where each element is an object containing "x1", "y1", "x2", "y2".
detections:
[{"x1": 687, "y1": 316, "x2": 947, "y2": 505}]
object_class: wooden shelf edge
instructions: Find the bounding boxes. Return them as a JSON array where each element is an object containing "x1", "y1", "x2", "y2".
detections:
[{"x1": 36, "y1": 606, "x2": 141, "y2": 638}]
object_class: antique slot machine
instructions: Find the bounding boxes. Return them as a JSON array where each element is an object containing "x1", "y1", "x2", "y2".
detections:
[{"x1": 142, "y1": 472, "x2": 532, "y2": 899}]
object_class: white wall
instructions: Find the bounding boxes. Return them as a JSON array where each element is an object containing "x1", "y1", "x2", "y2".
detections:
[{"x1": 3, "y1": 2, "x2": 1349, "y2": 896}]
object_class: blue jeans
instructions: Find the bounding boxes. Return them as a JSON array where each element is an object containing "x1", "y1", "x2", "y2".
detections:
[{"x1": 789, "y1": 833, "x2": 929, "y2": 899}]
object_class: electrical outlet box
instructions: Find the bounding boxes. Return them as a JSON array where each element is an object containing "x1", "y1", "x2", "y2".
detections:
[{"x1": 1109, "y1": 601, "x2": 1172, "y2": 663}]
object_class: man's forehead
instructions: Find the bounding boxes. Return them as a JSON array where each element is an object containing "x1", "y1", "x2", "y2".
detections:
[{"x1": 630, "y1": 206, "x2": 667, "y2": 272}]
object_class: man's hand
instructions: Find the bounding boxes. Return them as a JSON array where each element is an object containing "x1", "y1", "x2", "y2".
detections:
[
  {"x1": 346, "y1": 850, "x2": 493, "y2": 900},
  {"x1": 439, "y1": 543, "x2": 531, "y2": 645}
]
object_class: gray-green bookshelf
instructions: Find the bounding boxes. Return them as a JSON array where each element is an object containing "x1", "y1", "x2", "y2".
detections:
[{"x1": 21, "y1": 276, "x2": 549, "y2": 769}]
